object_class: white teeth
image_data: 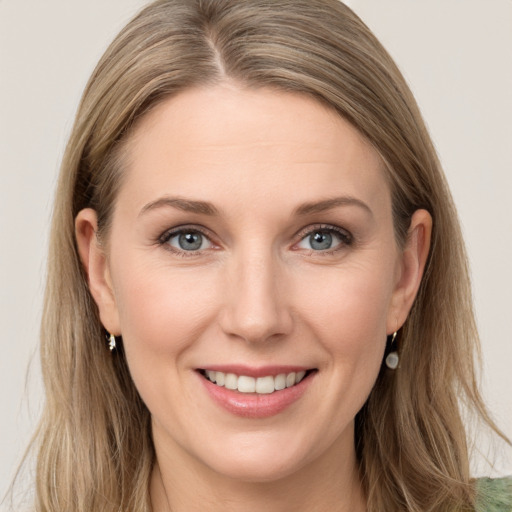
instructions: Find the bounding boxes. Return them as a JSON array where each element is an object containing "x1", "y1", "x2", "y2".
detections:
[
  {"x1": 224, "y1": 373, "x2": 238, "y2": 390},
  {"x1": 237, "y1": 375, "x2": 256, "y2": 393},
  {"x1": 274, "y1": 373, "x2": 286, "y2": 391},
  {"x1": 215, "y1": 371, "x2": 225, "y2": 386},
  {"x1": 256, "y1": 376, "x2": 275, "y2": 394},
  {"x1": 203, "y1": 370, "x2": 309, "y2": 394}
]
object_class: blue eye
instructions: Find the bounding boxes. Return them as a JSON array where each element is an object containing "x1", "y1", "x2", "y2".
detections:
[
  {"x1": 297, "y1": 227, "x2": 350, "y2": 251},
  {"x1": 165, "y1": 230, "x2": 212, "y2": 251}
]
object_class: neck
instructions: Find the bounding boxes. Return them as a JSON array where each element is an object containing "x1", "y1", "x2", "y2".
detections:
[{"x1": 150, "y1": 428, "x2": 366, "y2": 512}]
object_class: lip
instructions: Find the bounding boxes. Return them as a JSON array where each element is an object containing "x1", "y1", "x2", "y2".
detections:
[{"x1": 197, "y1": 366, "x2": 316, "y2": 419}]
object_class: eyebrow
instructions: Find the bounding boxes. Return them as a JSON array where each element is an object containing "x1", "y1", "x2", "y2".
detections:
[
  {"x1": 139, "y1": 197, "x2": 219, "y2": 217},
  {"x1": 293, "y1": 197, "x2": 373, "y2": 217},
  {"x1": 139, "y1": 195, "x2": 372, "y2": 219}
]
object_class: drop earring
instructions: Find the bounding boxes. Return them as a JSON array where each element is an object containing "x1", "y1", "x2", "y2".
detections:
[
  {"x1": 385, "y1": 331, "x2": 399, "y2": 370},
  {"x1": 108, "y1": 333, "x2": 117, "y2": 352}
]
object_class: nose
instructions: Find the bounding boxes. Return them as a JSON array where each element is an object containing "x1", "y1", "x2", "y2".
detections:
[{"x1": 218, "y1": 249, "x2": 293, "y2": 344}]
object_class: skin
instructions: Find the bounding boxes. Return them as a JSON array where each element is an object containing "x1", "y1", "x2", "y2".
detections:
[{"x1": 76, "y1": 83, "x2": 431, "y2": 512}]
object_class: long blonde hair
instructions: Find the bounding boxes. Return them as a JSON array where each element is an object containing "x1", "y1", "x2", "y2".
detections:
[{"x1": 22, "y1": 0, "x2": 506, "y2": 510}]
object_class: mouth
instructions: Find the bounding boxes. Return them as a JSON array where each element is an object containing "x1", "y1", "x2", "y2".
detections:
[
  {"x1": 198, "y1": 368, "x2": 316, "y2": 395},
  {"x1": 196, "y1": 366, "x2": 318, "y2": 418}
]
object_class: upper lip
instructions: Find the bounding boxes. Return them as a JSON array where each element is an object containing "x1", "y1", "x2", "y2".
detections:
[{"x1": 197, "y1": 365, "x2": 314, "y2": 378}]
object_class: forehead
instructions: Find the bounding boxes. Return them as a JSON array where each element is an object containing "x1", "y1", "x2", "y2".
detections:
[{"x1": 118, "y1": 83, "x2": 389, "y2": 217}]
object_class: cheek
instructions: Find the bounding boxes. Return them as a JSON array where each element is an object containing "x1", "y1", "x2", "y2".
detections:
[
  {"x1": 293, "y1": 260, "x2": 394, "y2": 362},
  {"x1": 281, "y1": 260, "x2": 395, "y2": 450},
  {"x1": 110, "y1": 252, "x2": 219, "y2": 358},
  {"x1": 109, "y1": 256, "x2": 223, "y2": 420}
]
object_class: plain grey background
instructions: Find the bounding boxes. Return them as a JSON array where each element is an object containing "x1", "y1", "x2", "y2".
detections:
[{"x1": 1, "y1": 0, "x2": 511, "y2": 497}]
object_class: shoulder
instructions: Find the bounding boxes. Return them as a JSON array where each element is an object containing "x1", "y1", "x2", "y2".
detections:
[{"x1": 475, "y1": 477, "x2": 512, "y2": 512}]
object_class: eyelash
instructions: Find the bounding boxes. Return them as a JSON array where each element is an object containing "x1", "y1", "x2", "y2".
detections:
[
  {"x1": 157, "y1": 223, "x2": 353, "y2": 257},
  {"x1": 158, "y1": 225, "x2": 215, "y2": 258},
  {"x1": 294, "y1": 224, "x2": 353, "y2": 254}
]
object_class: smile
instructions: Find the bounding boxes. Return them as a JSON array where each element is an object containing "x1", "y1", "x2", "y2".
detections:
[
  {"x1": 197, "y1": 366, "x2": 317, "y2": 418},
  {"x1": 200, "y1": 369, "x2": 309, "y2": 394}
]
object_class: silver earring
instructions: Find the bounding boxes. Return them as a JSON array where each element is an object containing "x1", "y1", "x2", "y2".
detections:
[
  {"x1": 385, "y1": 331, "x2": 399, "y2": 369},
  {"x1": 108, "y1": 333, "x2": 116, "y2": 352}
]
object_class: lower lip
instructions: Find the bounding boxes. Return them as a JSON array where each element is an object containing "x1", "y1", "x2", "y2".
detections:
[{"x1": 198, "y1": 372, "x2": 315, "y2": 419}]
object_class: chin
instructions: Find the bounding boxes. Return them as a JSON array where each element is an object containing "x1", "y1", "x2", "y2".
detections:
[
  {"x1": 205, "y1": 451, "x2": 309, "y2": 484},
  {"x1": 190, "y1": 427, "x2": 333, "y2": 485}
]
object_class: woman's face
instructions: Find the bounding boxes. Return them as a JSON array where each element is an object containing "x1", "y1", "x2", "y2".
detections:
[{"x1": 78, "y1": 84, "x2": 430, "y2": 482}]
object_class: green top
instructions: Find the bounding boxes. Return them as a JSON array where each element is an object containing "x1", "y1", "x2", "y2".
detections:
[{"x1": 476, "y1": 477, "x2": 512, "y2": 512}]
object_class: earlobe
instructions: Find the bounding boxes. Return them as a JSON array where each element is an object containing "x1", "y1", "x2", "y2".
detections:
[
  {"x1": 75, "y1": 208, "x2": 121, "y2": 335},
  {"x1": 388, "y1": 209, "x2": 432, "y2": 333}
]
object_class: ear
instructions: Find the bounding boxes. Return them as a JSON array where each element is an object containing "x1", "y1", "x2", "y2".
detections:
[
  {"x1": 75, "y1": 208, "x2": 121, "y2": 335},
  {"x1": 387, "y1": 209, "x2": 432, "y2": 334}
]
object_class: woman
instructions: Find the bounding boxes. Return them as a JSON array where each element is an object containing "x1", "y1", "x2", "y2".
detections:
[{"x1": 15, "y1": 0, "x2": 511, "y2": 510}]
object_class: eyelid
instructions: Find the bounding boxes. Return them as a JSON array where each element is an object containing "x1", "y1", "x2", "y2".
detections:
[
  {"x1": 292, "y1": 224, "x2": 353, "y2": 251},
  {"x1": 159, "y1": 224, "x2": 209, "y2": 242},
  {"x1": 158, "y1": 224, "x2": 219, "y2": 255}
]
